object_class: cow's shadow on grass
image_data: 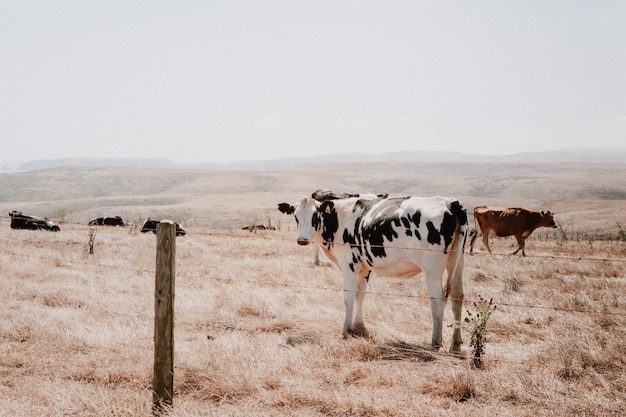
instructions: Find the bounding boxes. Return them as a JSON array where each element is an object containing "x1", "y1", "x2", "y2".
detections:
[
  {"x1": 345, "y1": 337, "x2": 464, "y2": 362},
  {"x1": 375, "y1": 340, "x2": 442, "y2": 362}
]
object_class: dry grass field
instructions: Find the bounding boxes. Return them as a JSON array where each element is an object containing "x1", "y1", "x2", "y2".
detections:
[{"x1": 1, "y1": 162, "x2": 625, "y2": 416}]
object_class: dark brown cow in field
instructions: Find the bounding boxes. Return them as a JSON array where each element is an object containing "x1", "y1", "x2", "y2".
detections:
[
  {"x1": 141, "y1": 219, "x2": 186, "y2": 236},
  {"x1": 88, "y1": 216, "x2": 125, "y2": 226},
  {"x1": 469, "y1": 206, "x2": 557, "y2": 256}
]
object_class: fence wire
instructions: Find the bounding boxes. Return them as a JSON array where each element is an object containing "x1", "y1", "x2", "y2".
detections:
[{"x1": 1, "y1": 227, "x2": 625, "y2": 317}]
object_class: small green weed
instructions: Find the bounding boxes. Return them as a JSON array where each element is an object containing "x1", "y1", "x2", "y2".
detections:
[{"x1": 464, "y1": 295, "x2": 497, "y2": 369}]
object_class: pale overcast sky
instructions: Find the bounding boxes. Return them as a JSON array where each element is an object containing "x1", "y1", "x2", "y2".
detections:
[{"x1": 1, "y1": 1, "x2": 625, "y2": 166}]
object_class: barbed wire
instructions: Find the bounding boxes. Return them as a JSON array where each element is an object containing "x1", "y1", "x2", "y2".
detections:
[
  {"x1": 1, "y1": 224, "x2": 625, "y2": 318},
  {"x1": 197, "y1": 229, "x2": 626, "y2": 263},
  {"x1": 3, "y1": 245, "x2": 624, "y2": 318},
  {"x1": 2, "y1": 214, "x2": 625, "y2": 261}
]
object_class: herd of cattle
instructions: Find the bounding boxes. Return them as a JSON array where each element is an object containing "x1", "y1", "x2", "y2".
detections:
[
  {"x1": 7, "y1": 211, "x2": 186, "y2": 236},
  {"x1": 7, "y1": 190, "x2": 557, "y2": 254},
  {"x1": 8, "y1": 190, "x2": 557, "y2": 351}
]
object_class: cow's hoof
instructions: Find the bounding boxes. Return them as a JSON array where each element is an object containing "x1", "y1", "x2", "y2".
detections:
[{"x1": 347, "y1": 325, "x2": 370, "y2": 339}]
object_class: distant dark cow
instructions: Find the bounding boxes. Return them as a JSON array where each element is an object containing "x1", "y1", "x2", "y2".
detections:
[
  {"x1": 242, "y1": 224, "x2": 276, "y2": 231},
  {"x1": 278, "y1": 195, "x2": 468, "y2": 352},
  {"x1": 141, "y1": 219, "x2": 186, "y2": 236},
  {"x1": 469, "y1": 206, "x2": 557, "y2": 256},
  {"x1": 279, "y1": 190, "x2": 389, "y2": 265},
  {"x1": 311, "y1": 189, "x2": 389, "y2": 202},
  {"x1": 88, "y1": 216, "x2": 125, "y2": 226},
  {"x1": 9, "y1": 211, "x2": 60, "y2": 232}
]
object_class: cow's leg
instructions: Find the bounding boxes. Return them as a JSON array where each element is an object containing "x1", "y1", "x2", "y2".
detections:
[
  {"x1": 342, "y1": 271, "x2": 368, "y2": 337},
  {"x1": 446, "y1": 256, "x2": 464, "y2": 353},
  {"x1": 423, "y1": 262, "x2": 447, "y2": 350},
  {"x1": 468, "y1": 229, "x2": 478, "y2": 255},
  {"x1": 512, "y1": 235, "x2": 525, "y2": 256},
  {"x1": 482, "y1": 234, "x2": 492, "y2": 253},
  {"x1": 351, "y1": 273, "x2": 369, "y2": 336},
  {"x1": 313, "y1": 245, "x2": 320, "y2": 266}
]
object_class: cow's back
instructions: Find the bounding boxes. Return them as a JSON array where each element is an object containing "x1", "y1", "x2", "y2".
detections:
[{"x1": 358, "y1": 196, "x2": 467, "y2": 265}]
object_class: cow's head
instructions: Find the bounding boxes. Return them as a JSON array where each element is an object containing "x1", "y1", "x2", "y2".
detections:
[
  {"x1": 541, "y1": 211, "x2": 557, "y2": 228},
  {"x1": 277, "y1": 198, "x2": 322, "y2": 246}
]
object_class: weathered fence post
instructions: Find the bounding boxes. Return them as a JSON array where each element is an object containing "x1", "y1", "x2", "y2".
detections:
[{"x1": 153, "y1": 221, "x2": 176, "y2": 414}]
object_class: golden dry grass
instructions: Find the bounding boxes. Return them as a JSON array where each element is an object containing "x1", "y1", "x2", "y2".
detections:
[
  {"x1": 1, "y1": 222, "x2": 625, "y2": 416},
  {"x1": 1, "y1": 162, "x2": 625, "y2": 415}
]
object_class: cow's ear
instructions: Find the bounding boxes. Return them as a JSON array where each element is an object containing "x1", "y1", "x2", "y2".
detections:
[
  {"x1": 277, "y1": 203, "x2": 295, "y2": 215},
  {"x1": 319, "y1": 201, "x2": 335, "y2": 216}
]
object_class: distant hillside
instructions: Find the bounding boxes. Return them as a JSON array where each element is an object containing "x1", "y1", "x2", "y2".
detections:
[
  {"x1": 14, "y1": 148, "x2": 626, "y2": 172},
  {"x1": 18, "y1": 158, "x2": 178, "y2": 171},
  {"x1": 2, "y1": 160, "x2": 626, "y2": 232}
]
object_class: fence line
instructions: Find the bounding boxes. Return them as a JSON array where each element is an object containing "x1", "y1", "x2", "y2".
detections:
[
  {"x1": 1, "y1": 239, "x2": 625, "y2": 317},
  {"x1": 193, "y1": 273, "x2": 626, "y2": 317},
  {"x1": 2, "y1": 214, "x2": 626, "y2": 264},
  {"x1": 190, "y1": 230, "x2": 626, "y2": 264}
]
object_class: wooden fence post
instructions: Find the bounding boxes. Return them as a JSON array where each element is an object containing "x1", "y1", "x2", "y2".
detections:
[{"x1": 153, "y1": 221, "x2": 176, "y2": 414}]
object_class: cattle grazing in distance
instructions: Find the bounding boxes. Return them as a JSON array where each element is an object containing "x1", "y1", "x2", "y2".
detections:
[
  {"x1": 279, "y1": 190, "x2": 389, "y2": 265},
  {"x1": 141, "y1": 218, "x2": 187, "y2": 236},
  {"x1": 469, "y1": 206, "x2": 557, "y2": 256},
  {"x1": 9, "y1": 211, "x2": 60, "y2": 232},
  {"x1": 242, "y1": 224, "x2": 276, "y2": 231},
  {"x1": 88, "y1": 216, "x2": 125, "y2": 226},
  {"x1": 311, "y1": 189, "x2": 389, "y2": 202},
  {"x1": 279, "y1": 195, "x2": 468, "y2": 353}
]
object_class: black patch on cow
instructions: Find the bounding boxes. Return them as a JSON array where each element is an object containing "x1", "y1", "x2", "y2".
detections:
[
  {"x1": 449, "y1": 200, "x2": 468, "y2": 226},
  {"x1": 359, "y1": 198, "x2": 409, "y2": 259},
  {"x1": 363, "y1": 220, "x2": 399, "y2": 258},
  {"x1": 348, "y1": 252, "x2": 361, "y2": 272},
  {"x1": 343, "y1": 228, "x2": 358, "y2": 248},
  {"x1": 319, "y1": 201, "x2": 339, "y2": 246},
  {"x1": 277, "y1": 203, "x2": 295, "y2": 215},
  {"x1": 440, "y1": 211, "x2": 457, "y2": 253},
  {"x1": 426, "y1": 221, "x2": 441, "y2": 246},
  {"x1": 311, "y1": 211, "x2": 320, "y2": 231},
  {"x1": 411, "y1": 211, "x2": 421, "y2": 228}
]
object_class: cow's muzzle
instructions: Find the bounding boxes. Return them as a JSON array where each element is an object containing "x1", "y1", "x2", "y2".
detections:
[{"x1": 297, "y1": 238, "x2": 310, "y2": 246}]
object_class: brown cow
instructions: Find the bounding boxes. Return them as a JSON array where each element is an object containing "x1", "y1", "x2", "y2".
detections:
[{"x1": 469, "y1": 206, "x2": 557, "y2": 256}]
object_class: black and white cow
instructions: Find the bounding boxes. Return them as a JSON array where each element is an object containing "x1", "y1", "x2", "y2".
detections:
[
  {"x1": 88, "y1": 216, "x2": 125, "y2": 226},
  {"x1": 9, "y1": 211, "x2": 60, "y2": 231},
  {"x1": 278, "y1": 195, "x2": 468, "y2": 352},
  {"x1": 141, "y1": 218, "x2": 186, "y2": 236}
]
